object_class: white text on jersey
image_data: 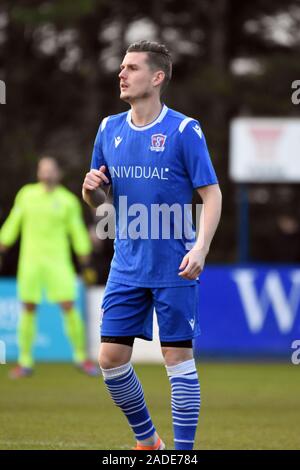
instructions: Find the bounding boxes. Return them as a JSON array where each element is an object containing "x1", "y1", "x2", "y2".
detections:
[{"x1": 109, "y1": 165, "x2": 169, "y2": 180}]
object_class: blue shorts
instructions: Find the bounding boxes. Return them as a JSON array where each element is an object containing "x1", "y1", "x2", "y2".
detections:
[{"x1": 100, "y1": 280, "x2": 201, "y2": 342}]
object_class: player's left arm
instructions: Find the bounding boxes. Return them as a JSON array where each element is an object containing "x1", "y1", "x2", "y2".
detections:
[
  {"x1": 178, "y1": 119, "x2": 222, "y2": 280},
  {"x1": 178, "y1": 184, "x2": 222, "y2": 280}
]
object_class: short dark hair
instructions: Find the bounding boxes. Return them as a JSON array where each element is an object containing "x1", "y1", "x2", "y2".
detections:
[{"x1": 126, "y1": 40, "x2": 172, "y2": 94}]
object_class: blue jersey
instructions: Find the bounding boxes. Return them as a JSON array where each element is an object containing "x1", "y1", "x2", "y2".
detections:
[{"x1": 90, "y1": 104, "x2": 218, "y2": 288}]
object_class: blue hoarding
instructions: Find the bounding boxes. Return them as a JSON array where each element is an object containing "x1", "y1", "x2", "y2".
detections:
[
  {"x1": 1, "y1": 266, "x2": 300, "y2": 360},
  {"x1": 194, "y1": 266, "x2": 300, "y2": 357}
]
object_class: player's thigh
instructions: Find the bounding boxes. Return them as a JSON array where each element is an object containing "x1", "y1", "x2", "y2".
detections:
[
  {"x1": 17, "y1": 261, "x2": 43, "y2": 304},
  {"x1": 153, "y1": 284, "x2": 200, "y2": 342},
  {"x1": 161, "y1": 345, "x2": 194, "y2": 366},
  {"x1": 45, "y1": 261, "x2": 76, "y2": 303}
]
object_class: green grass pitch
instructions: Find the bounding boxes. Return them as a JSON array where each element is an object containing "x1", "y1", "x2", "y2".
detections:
[{"x1": 0, "y1": 362, "x2": 299, "y2": 450}]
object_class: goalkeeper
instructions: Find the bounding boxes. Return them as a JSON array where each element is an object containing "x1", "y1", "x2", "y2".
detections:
[{"x1": 0, "y1": 157, "x2": 98, "y2": 378}]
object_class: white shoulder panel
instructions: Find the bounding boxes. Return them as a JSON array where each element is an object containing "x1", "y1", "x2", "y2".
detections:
[
  {"x1": 178, "y1": 117, "x2": 194, "y2": 133},
  {"x1": 101, "y1": 116, "x2": 109, "y2": 132}
]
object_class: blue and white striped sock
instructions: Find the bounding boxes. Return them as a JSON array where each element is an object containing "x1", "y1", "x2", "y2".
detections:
[
  {"x1": 166, "y1": 359, "x2": 201, "y2": 450},
  {"x1": 101, "y1": 362, "x2": 156, "y2": 442}
]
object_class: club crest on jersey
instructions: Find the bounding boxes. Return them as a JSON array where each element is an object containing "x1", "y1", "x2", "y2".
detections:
[{"x1": 150, "y1": 134, "x2": 166, "y2": 152}]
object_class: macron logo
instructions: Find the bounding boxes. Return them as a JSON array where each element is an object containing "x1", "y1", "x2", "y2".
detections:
[
  {"x1": 114, "y1": 136, "x2": 123, "y2": 148},
  {"x1": 193, "y1": 125, "x2": 202, "y2": 139},
  {"x1": 189, "y1": 318, "x2": 195, "y2": 330}
]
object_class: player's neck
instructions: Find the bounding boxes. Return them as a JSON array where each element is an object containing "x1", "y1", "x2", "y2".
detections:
[
  {"x1": 130, "y1": 98, "x2": 163, "y2": 127},
  {"x1": 40, "y1": 182, "x2": 58, "y2": 192}
]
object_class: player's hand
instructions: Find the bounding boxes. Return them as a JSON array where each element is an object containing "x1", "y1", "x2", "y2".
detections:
[
  {"x1": 81, "y1": 266, "x2": 98, "y2": 285},
  {"x1": 178, "y1": 248, "x2": 207, "y2": 280},
  {"x1": 0, "y1": 244, "x2": 8, "y2": 273},
  {"x1": 82, "y1": 165, "x2": 109, "y2": 191}
]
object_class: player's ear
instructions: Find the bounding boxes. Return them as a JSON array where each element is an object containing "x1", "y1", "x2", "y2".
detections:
[{"x1": 153, "y1": 70, "x2": 165, "y2": 88}]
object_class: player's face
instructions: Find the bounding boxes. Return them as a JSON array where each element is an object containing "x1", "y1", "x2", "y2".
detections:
[
  {"x1": 37, "y1": 159, "x2": 61, "y2": 186},
  {"x1": 119, "y1": 52, "x2": 157, "y2": 103}
]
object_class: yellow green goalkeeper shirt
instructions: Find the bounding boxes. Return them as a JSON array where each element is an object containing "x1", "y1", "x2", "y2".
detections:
[{"x1": 0, "y1": 183, "x2": 91, "y2": 267}]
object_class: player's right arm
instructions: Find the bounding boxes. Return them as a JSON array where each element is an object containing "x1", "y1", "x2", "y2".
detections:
[
  {"x1": 0, "y1": 187, "x2": 24, "y2": 251},
  {"x1": 82, "y1": 165, "x2": 110, "y2": 208}
]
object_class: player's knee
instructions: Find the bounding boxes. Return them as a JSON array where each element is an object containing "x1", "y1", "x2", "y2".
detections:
[
  {"x1": 60, "y1": 301, "x2": 74, "y2": 312},
  {"x1": 98, "y1": 349, "x2": 129, "y2": 370},
  {"x1": 98, "y1": 354, "x2": 121, "y2": 370},
  {"x1": 161, "y1": 347, "x2": 193, "y2": 366},
  {"x1": 23, "y1": 303, "x2": 37, "y2": 313},
  {"x1": 99, "y1": 358, "x2": 112, "y2": 370}
]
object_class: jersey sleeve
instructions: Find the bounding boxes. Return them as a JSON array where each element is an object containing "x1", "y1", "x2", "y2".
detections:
[
  {"x1": 0, "y1": 187, "x2": 24, "y2": 247},
  {"x1": 67, "y1": 196, "x2": 92, "y2": 256},
  {"x1": 180, "y1": 120, "x2": 218, "y2": 189},
  {"x1": 90, "y1": 118, "x2": 111, "y2": 184}
]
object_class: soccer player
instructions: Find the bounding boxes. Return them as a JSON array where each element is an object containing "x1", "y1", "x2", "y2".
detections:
[
  {"x1": 82, "y1": 41, "x2": 222, "y2": 450},
  {"x1": 0, "y1": 157, "x2": 98, "y2": 378}
]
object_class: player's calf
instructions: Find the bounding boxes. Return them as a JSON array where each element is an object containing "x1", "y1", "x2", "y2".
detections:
[{"x1": 165, "y1": 358, "x2": 201, "y2": 450}]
